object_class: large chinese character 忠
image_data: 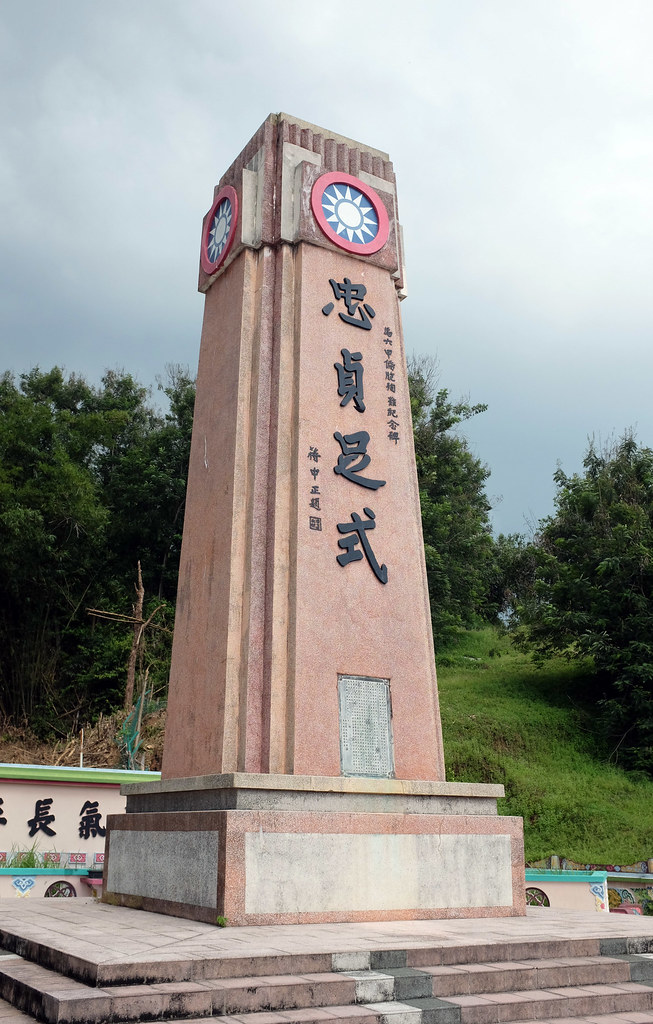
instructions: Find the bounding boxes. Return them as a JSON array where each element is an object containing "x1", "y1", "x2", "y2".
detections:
[
  {"x1": 322, "y1": 278, "x2": 375, "y2": 330},
  {"x1": 336, "y1": 507, "x2": 387, "y2": 584},
  {"x1": 333, "y1": 431, "x2": 386, "y2": 491}
]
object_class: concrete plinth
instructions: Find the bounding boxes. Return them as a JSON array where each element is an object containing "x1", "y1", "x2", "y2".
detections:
[{"x1": 104, "y1": 774, "x2": 525, "y2": 925}]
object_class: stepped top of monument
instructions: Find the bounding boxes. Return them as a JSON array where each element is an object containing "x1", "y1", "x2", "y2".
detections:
[
  {"x1": 274, "y1": 113, "x2": 390, "y2": 161},
  {"x1": 215, "y1": 112, "x2": 395, "y2": 195}
]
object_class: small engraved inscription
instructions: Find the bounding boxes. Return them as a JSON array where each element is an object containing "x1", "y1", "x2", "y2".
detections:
[{"x1": 338, "y1": 675, "x2": 394, "y2": 778}]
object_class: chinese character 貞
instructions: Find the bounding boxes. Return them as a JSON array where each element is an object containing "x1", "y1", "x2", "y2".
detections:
[
  {"x1": 336, "y1": 507, "x2": 388, "y2": 584},
  {"x1": 322, "y1": 278, "x2": 375, "y2": 330},
  {"x1": 334, "y1": 349, "x2": 365, "y2": 413},
  {"x1": 27, "y1": 798, "x2": 56, "y2": 838},
  {"x1": 79, "y1": 801, "x2": 106, "y2": 840},
  {"x1": 333, "y1": 431, "x2": 386, "y2": 491}
]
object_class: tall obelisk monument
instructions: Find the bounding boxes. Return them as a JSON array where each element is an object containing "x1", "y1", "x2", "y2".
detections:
[
  {"x1": 162, "y1": 114, "x2": 443, "y2": 782},
  {"x1": 104, "y1": 115, "x2": 524, "y2": 925}
]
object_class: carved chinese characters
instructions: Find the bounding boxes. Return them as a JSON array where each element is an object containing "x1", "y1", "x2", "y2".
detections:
[{"x1": 319, "y1": 276, "x2": 388, "y2": 584}]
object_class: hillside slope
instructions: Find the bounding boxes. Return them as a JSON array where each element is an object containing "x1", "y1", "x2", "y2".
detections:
[{"x1": 438, "y1": 628, "x2": 653, "y2": 864}]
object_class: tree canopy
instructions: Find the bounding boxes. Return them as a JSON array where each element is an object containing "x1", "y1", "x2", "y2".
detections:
[
  {"x1": 407, "y1": 357, "x2": 497, "y2": 648},
  {"x1": 0, "y1": 358, "x2": 499, "y2": 734},
  {"x1": 0, "y1": 365, "x2": 193, "y2": 732},
  {"x1": 514, "y1": 433, "x2": 653, "y2": 772}
]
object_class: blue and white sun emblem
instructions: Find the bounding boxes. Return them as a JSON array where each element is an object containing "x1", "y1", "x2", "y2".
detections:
[
  {"x1": 207, "y1": 198, "x2": 233, "y2": 263},
  {"x1": 321, "y1": 183, "x2": 379, "y2": 245}
]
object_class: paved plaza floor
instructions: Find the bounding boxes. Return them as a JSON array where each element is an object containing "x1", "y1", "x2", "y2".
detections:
[
  {"x1": 1, "y1": 899, "x2": 652, "y2": 970},
  {"x1": 2, "y1": 900, "x2": 653, "y2": 1022}
]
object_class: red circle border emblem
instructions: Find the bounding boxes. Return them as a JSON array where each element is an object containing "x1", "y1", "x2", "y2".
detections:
[
  {"x1": 311, "y1": 172, "x2": 389, "y2": 255},
  {"x1": 200, "y1": 185, "x2": 239, "y2": 275}
]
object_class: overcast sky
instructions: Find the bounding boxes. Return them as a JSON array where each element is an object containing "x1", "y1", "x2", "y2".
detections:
[{"x1": 2, "y1": 0, "x2": 652, "y2": 535}]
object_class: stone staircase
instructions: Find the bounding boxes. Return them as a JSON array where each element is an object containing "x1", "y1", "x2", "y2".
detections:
[{"x1": 2, "y1": 935, "x2": 653, "y2": 1023}]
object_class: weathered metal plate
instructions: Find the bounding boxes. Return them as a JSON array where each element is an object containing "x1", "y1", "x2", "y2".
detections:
[{"x1": 338, "y1": 675, "x2": 395, "y2": 778}]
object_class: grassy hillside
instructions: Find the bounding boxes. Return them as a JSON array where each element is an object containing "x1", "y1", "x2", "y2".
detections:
[{"x1": 438, "y1": 628, "x2": 653, "y2": 865}]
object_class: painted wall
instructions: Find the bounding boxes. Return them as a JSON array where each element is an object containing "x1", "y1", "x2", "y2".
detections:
[
  {"x1": 0, "y1": 765, "x2": 159, "y2": 872},
  {"x1": 526, "y1": 870, "x2": 609, "y2": 913}
]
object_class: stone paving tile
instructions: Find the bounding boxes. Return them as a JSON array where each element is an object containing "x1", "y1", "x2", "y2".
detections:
[
  {"x1": 583, "y1": 1014, "x2": 653, "y2": 1023},
  {"x1": 227, "y1": 1015, "x2": 288, "y2": 1024},
  {"x1": 0, "y1": 998, "x2": 34, "y2": 1022},
  {"x1": 326, "y1": 1006, "x2": 381, "y2": 1019},
  {"x1": 275, "y1": 1009, "x2": 335, "y2": 1021},
  {"x1": 2, "y1": 901, "x2": 653, "y2": 971},
  {"x1": 441, "y1": 992, "x2": 494, "y2": 1006}
]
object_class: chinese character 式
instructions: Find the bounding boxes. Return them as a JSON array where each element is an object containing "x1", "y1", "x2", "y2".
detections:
[{"x1": 336, "y1": 507, "x2": 388, "y2": 584}]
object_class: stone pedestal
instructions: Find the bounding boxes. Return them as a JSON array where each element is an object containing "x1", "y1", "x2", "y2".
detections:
[
  {"x1": 103, "y1": 113, "x2": 525, "y2": 923},
  {"x1": 105, "y1": 774, "x2": 525, "y2": 924}
]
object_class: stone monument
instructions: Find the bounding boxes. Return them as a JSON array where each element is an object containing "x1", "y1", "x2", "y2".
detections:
[{"x1": 103, "y1": 114, "x2": 525, "y2": 924}]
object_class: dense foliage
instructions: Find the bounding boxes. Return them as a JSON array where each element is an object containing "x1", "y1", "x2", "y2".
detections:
[
  {"x1": 0, "y1": 359, "x2": 498, "y2": 733},
  {"x1": 0, "y1": 366, "x2": 193, "y2": 732},
  {"x1": 408, "y1": 357, "x2": 497, "y2": 648},
  {"x1": 515, "y1": 433, "x2": 653, "y2": 772}
]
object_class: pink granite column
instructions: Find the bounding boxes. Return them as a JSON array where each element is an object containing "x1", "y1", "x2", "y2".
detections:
[{"x1": 161, "y1": 114, "x2": 445, "y2": 782}]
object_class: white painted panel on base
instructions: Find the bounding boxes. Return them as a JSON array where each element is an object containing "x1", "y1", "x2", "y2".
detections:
[{"x1": 244, "y1": 832, "x2": 512, "y2": 914}]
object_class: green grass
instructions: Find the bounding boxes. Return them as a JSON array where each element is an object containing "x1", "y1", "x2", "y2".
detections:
[{"x1": 438, "y1": 628, "x2": 653, "y2": 865}]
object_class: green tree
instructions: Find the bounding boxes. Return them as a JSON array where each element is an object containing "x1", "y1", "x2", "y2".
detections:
[
  {"x1": 515, "y1": 433, "x2": 653, "y2": 772},
  {"x1": 408, "y1": 357, "x2": 496, "y2": 649},
  {"x1": 0, "y1": 368, "x2": 110, "y2": 723},
  {"x1": 0, "y1": 365, "x2": 194, "y2": 730},
  {"x1": 97, "y1": 365, "x2": 195, "y2": 601}
]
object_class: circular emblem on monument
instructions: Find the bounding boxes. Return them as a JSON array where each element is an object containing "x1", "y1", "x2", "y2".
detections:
[
  {"x1": 200, "y1": 185, "x2": 238, "y2": 275},
  {"x1": 311, "y1": 172, "x2": 389, "y2": 255}
]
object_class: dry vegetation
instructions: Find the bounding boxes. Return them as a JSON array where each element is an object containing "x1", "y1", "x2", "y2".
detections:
[{"x1": 0, "y1": 709, "x2": 166, "y2": 771}]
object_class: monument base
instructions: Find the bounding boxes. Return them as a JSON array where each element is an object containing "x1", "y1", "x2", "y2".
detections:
[{"x1": 103, "y1": 774, "x2": 526, "y2": 925}]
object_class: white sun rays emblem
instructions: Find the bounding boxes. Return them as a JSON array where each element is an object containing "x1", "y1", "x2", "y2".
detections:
[
  {"x1": 207, "y1": 198, "x2": 232, "y2": 263},
  {"x1": 321, "y1": 183, "x2": 379, "y2": 245}
]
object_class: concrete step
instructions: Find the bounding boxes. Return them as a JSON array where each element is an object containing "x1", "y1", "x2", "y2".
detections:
[
  {"x1": 140, "y1": 990, "x2": 653, "y2": 1024},
  {"x1": 406, "y1": 982, "x2": 653, "y2": 1022},
  {"x1": 0, "y1": 993, "x2": 37, "y2": 1022},
  {"x1": 0, "y1": 932, "x2": 626, "y2": 987},
  {"x1": 2, "y1": 943, "x2": 653, "y2": 1024},
  {"x1": 422, "y1": 954, "x2": 634, "y2": 996},
  {"x1": 0, "y1": 956, "x2": 360, "y2": 1023}
]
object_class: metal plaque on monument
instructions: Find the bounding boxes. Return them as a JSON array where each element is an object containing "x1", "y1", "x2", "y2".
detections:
[{"x1": 103, "y1": 114, "x2": 525, "y2": 924}]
